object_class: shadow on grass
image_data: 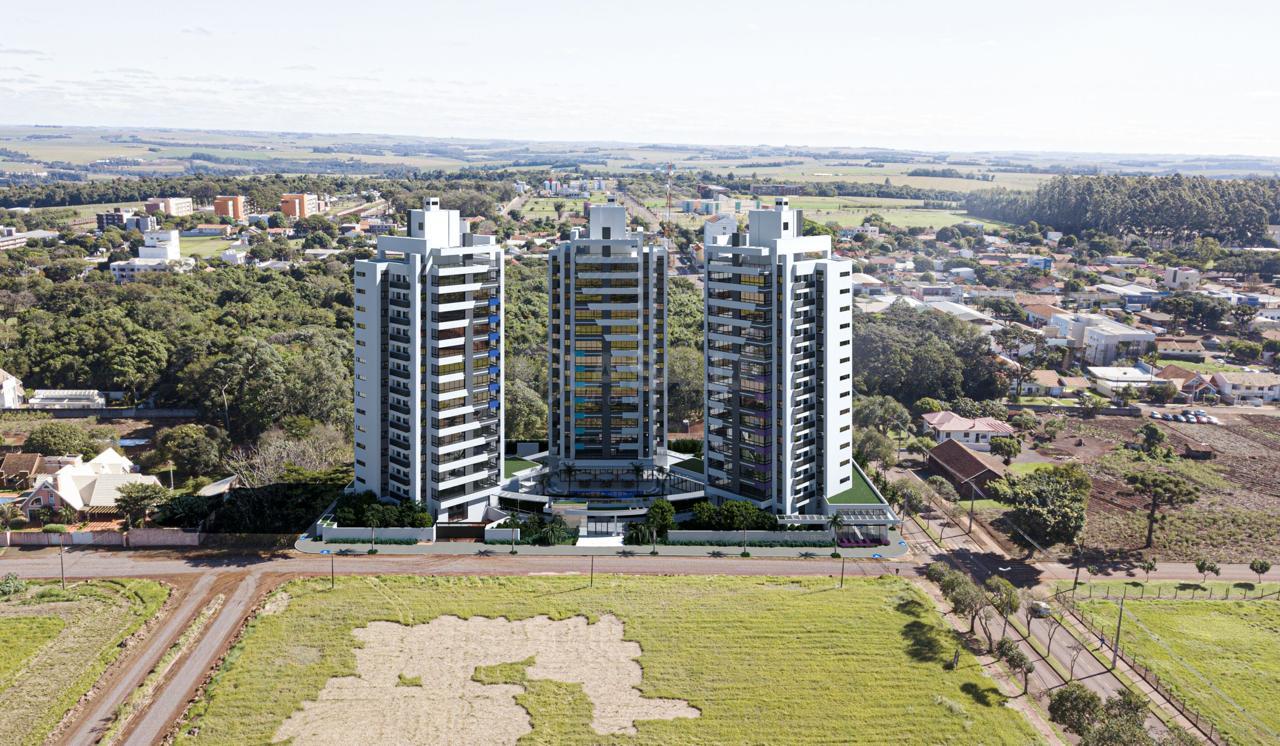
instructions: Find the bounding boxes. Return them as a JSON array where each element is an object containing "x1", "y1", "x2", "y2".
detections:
[
  {"x1": 1234, "y1": 582, "x2": 1256, "y2": 591},
  {"x1": 960, "y1": 681, "x2": 1003, "y2": 707},
  {"x1": 1176, "y1": 582, "x2": 1206, "y2": 592},
  {"x1": 902, "y1": 620, "x2": 943, "y2": 662}
]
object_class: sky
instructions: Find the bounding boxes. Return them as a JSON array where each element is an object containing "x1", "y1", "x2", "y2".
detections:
[{"x1": 3, "y1": 0, "x2": 1280, "y2": 157}]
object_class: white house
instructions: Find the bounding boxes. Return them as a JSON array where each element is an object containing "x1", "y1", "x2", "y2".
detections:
[
  {"x1": 22, "y1": 448, "x2": 161, "y2": 518},
  {"x1": 1086, "y1": 367, "x2": 1167, "y2": 398},
  {"x1": 220, "y1": 248, "x2": 249, "y2": 265},
  {"x1": 0, "y1": 369, "x2": 24, "y2": 409},
  {"x1": 1210, "y1": 371, "x2": 1280, "y2": 403},
  {"x1": 920, "y1": 411, "x2": 1017, "y2": 452},
  {"x1": 1162, "y1": 266, "x2": 1201, "y2": 290}
]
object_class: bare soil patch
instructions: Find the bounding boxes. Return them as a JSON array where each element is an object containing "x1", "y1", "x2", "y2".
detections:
[{"x1": 273, "y1": 614, "x2": 699, "y2": 745}]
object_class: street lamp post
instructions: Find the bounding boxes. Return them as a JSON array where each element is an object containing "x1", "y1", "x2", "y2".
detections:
[{"x1": 59, "y1": 533, "x2": 66, "y2": 591}]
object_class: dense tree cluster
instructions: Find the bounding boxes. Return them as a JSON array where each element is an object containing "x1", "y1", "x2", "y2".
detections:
[
  {"x1": 989, "y1": 464, "x2": 1091, "y2": 547},
  {"x1": 964, "y1": 174, "x2": 1280, "y2": 243},
  {"x1": 0, "y1": 264, "x2": 354, "y2": 440},
  {"x1": 849, "y1": 304, "x2": 1005, "y2": 406}
]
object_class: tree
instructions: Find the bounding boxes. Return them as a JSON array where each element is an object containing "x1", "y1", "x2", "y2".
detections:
[
  {"x1": 1009, "y1": 411, "x2": 1038, "y2": 433},
  {"x1": 985, "y1": 576, "x2": 1020, "y2": 641},
  {"x1": 1250, "y1": 559, "x2": 1271, "y2": 584},
  {"x1": 946, "y1": 574, "x2": 988, "y2": 634},
  {"x1": 913, "y1": 397, "x2": 946, "y2": 414},
  {"x1": 153, "y1": 424, "x2": 229, "y2": 481},
  {"x1": 826, "y1": 512, "x2": 844, "y2": 551},
  {"x1": 1134, "y1": 423, "x2": 1167, "y2": 456},
  {"x1": 1227, "y1": 339, "x2": 1261, "y2": 362},
  {"x1": 1126, "y1": 472, "x2": 1199, "y2": 549},
  {"x1": 0, "y1": 503, "x2": 19, "y2": 530},
  {"x1": 665, "y1": 345, "x2": 704, "y2": 429},
  {"x1": 905, "y1": 436, "x2": 936, "y2": 461},
  {"x1": 989, "y1": 436, "x2": 1022, "y2": 465},
  {"x1": 1079, "y1": 393, "x2": 1106, "y2": 418},
  {"x1": 1139, "y1": 558, "x2": 1157, "y2": 583},
  {"x1": 505, "y1": 379, "x2": 547, "y2": 441},
  {"x1": 1230, "y1": 303, "x2": 1258, "y2": 333},
  {"x1": 850, "y1": 395, "x2": 910, "y2": 435},
  {"x1": 850, "y1": 428, "x2": 896, "y2": 469},
  {"x1": 1146, "y1": 381, "x2": 1178, "y2": 405},
  {"x1": 645, "y1": 499, "x2": 675, "y2": 540},
  {"x1": 25, "y1": 422, "x2": 100, "y2": 458},
  {"x1": 1194, "y1": 558, "x2": 1220, "y2": 583},
  {"x1": 115, "y1": 482, "x2": 171, "y2": 528},
  {"x1": 990, "y1": 464, "x2": 1091, "y2": 546},
  {"x1": 553, "y1": 200, "x2": 566, "y2": 219},
  {"x1": 1083, "y1": 689, "x2": 1154, "y2": 746},
  {"x1": 925, "y1": 475, "x2": 959, "y2": 502},
  {"x1": 1049, "y1": 682, "x2": 1102, "y2": 736}
]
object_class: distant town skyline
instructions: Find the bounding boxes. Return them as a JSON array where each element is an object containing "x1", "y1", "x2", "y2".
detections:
[{"x1": 5, "y1": 0, "x2": 1280, "y2": 157}]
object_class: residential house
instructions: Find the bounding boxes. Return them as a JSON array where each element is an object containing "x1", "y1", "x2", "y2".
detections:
[
  {"x1": 21, "y1": 449, "x2": 161, "y2": 519},
  {"x1": 920, "y1": 411, "x2": 1016, "y2": 452},
  {"x1": 1210, "y1": 371, "x2": 1280, "y2": 403},
  {"x1": 1154, "y1": 336, "x2": 1206, "y2": 361},
  {"x1": 1162, "y1": 267, "x2": 1201, "y2": 290},
  {"x1": 0, "y1": 453, "x2": 46, "y2": 490},
  {"x1": 926, "y1": 439, "x2": 1007, "y2": 500},
  {"x1": 1022, "y1": 303, "x2": 1065, "y2": 328},
  {"x1": 1086, "y1": 367, "x2": 1167, "y2": 398},
  {"x1": 1155, "y1": 364, "x2": 1216, "y2": 401},
  {"x1": 1016, "y1": 369, "x2": 1064, "y2": 397}
]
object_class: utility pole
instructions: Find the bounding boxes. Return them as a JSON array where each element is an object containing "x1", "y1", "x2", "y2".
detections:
[
  {"x1": 59, "y1": 533, "x2": 66, "y2": 591},
  {"x1": 840, "y1": 557, "x2": 846, "y2": 588},
  {"x1": 1112, "y1": 589, "x2": 1126, "y2": 669},
  {"x1": 590, "y1": 555, "x2": 594, "y2": 587}
]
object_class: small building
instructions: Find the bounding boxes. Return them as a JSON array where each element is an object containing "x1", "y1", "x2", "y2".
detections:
[
  {"x1": 26, "y1": 389, "x2": 106, "y2": 409},
  {"x1": 920, "y1": 411, "x2": 1016, "y2": 452},
  {"x1": 927, "y1": 439, "x2": 1007, "y2": 500},
  {"x1": 220, "y1": 248, "x2": 249, "y2": 265},
  {"x1": 280, "y1": 193, "x2": 319, "y2": 219},
  {"x1": 1155, "y1": 336, "x2": 1206, "y2": 361},
  {"x1": 1155, "y1": 364, "x2": 1216, "y2": 401},
  {"x1": 1210, "y1": 371, "x2": 1280, "y2": 403},
  {"x1": 181, "y1": 224, "x2": 232, "y2": 237},
  {"x1": 0, "y1": 368, "x2": 24, "y2": 409},
  {"x1": 1016, "y1": 369, "x2": 1064, "y2": 397},
  {"x1": 110, "y1": 257, "x2": 193, "y2": 283},
  {"x1": 1162, "y1": 266, "x2": 1201, "y2": 290},
  {"x1": 1086, "y1": 367, "x2": 1166, "y2": 398},
  {"x1": 140, "y1": 229, "x2": 181, "y2": 260}
]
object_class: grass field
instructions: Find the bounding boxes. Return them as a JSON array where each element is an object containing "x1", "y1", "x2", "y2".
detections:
[
  {"x1": 503, "y1": 458, "x2": 538, "y2": 478},
  {"x1": 1077, "y1": 597, "x2": 1280, "y2": 745},
  {"x1": 177, "y1": 575, "x2": 1041, "y2": 745},
  {"x1": 0, "y1": 579, "x2": 169, "y2": 746},
  {"x1": 178, "y1": 235, "x2": 238, "y2": 257},
  {"x1": 1154, "y1": 358, "x2": 1247, "y2": 374}
]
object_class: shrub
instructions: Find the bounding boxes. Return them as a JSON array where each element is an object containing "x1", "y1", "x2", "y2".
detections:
[
  {"x1": 0, "y1": 572, "x2": 26, "y2": 597},
  {"x1": 41, "y1": 523, "x2": 68, "y2": 534},
  {"x1": 668, "y1": 438, "x2": 703, "y2": 456},
  {"x1": 925, "y1": 561, "x2": 950, "y2": 583}
]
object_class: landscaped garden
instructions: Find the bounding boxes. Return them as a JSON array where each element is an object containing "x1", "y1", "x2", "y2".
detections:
[
  {"x1": 0, "y1": 577, "x2": 169, "y2": 745},
  {"x1": 176, "y1": 575, "x2": 1042, "y2": 745}
]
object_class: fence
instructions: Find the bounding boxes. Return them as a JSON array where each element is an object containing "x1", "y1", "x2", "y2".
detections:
[
  {"x1": 1053, "y1": 590, "x2": 1235, "y2": 744},
  {"x1": 1068, "y1": 582, "x2": 1280, "y2": 602},
  {"x1": 1, "y1": 530, "x2": 124, "y2": 547}
]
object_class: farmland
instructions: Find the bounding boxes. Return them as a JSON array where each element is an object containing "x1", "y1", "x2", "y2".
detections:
[
  {"x1": 176, "y1": 575, "x2": 1041, "y2": 745},
  {"x1": 1076, "y1": 597, "x2": 1280, "y2": 745},
  {"x1": 0, "y1": 579, "x2": 169, "y2": 746}
]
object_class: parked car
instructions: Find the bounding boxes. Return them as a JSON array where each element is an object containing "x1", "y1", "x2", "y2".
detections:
[
  {"x1": 1029, "y1": 601, "x2": 1053, "y2": 618},
  {"x1": 1193, "y1": 409, "x2": 1207, "y2": 417},
  {"x1": 1174, "y1": 415, "x2": 1187, "y2": 422},
  {"x1": 1150, "y1": 411, "x2": 1162, "y2": 419},
  {"x1": 1162, "y1": 413, "x2": 1174, "y2": 421}
]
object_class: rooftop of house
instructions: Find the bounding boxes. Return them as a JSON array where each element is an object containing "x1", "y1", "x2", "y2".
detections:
[
  {"x1": 1211, "y1": 371, "x2": 1280, "y2": 386},
  {"x1": 1086, "y1": 366, "x2": 1163, "y2": 383},
  {"x1": 921, "y1": 411, "x2": 1017, "y2": 435},
  {"x1": 927, "y1": 439, "x2": 1006, "y2": 482}
]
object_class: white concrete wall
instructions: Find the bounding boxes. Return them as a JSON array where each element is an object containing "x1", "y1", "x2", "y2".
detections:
[
  {"x1": 319, "y1": 525, "x2": 436, "y2": 543},
  {"x1": 667, "y1": 529, "x2": 831, "y2": 544}
]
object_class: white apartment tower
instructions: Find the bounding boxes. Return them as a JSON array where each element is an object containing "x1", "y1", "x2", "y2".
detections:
[
  {"x1": 548, "y1": 197, "x2": 667, "y2": 471},
  {"x1": 352, "y1": 198, "x2": 504, "y2": 523},
  {"x1": 703, "y1": 198, "x2": 857, "y2": 515}
]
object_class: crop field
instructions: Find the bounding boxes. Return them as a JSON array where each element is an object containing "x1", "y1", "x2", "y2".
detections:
[
  {"x1": 751, "y1": 195, "x2": 1000, "y2": 230},
  {"x1": 1077, "y1": 597, "x2": 1280, "y2": 745},
  {"x1": 176, "y1": 575, "x2": 1040, "y2": 745},
  {"x1": 0, "y1": 579, "x2": 169, "y2": 746}
]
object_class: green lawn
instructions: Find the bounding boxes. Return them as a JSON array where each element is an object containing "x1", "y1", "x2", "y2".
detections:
[
  {"x1": 0, "y1": 579, "x2": 169, "y2": 745},
  {"x1": 177, "y1": 575, "x2": 1040, "y2": 745},
  {"x1": 671, "y1": 457, "x2": 703, "y2": 474},
  {"x1": 180, "y1": 235, "x2": 238, "y2": 257},
  {"x1": 1077, "y1": 597, "x2": 1280, "y2": 745},
  {"x1": 1008, "y1": 462, "x2": 1053, "y2": 476},
  {"x1": 1154, "y1": 358, "x2": 1245, "y2": 374},
  {"x1": 827, "y1": 468, "x2": 884, "y2": 505},
  {"x1": 503, "y1": 457, "x2": 539, "y2": 478},
  {"x1": 0, "y1": 616, "x2": 65, "y2": 690}
]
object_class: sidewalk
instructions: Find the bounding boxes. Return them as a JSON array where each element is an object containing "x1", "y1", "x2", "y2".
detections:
[{"x1": 296, "y1": 529, "x2": 913, "y2": 559}]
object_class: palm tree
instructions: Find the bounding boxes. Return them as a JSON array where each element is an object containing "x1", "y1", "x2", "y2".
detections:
[
  {"x1": 57, "y1": 506, "x2": 77, "y2": 525},
  {"x1": 826, "y1": 512, "x2": 844, "y2": 552},
  {"x1": 560, "y1": 463, "x2": 577, "y2": 488},
  {"x1": 631, "y1": 461, "x2": 645, "y2": 486}
]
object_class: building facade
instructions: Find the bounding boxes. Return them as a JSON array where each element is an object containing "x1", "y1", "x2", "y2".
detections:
[
  {"x1": 547, "y1": 198, "x2": 667, "y2": 472},
  {"x1": 352, "y1": 198, "x2": 504, "y2": 523},
  {"x1": 281, "y1": 193, "x2": 319, "y2": 219},
  {"x1": 214, "y1": 195, "x2": 246, "y2": 221},
  {"x1": 144, "y1": 197, "x2": 193, "y2": 216},
  {"x1": 703, "y1": 197, "x2": 857, "y2": 516}
]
